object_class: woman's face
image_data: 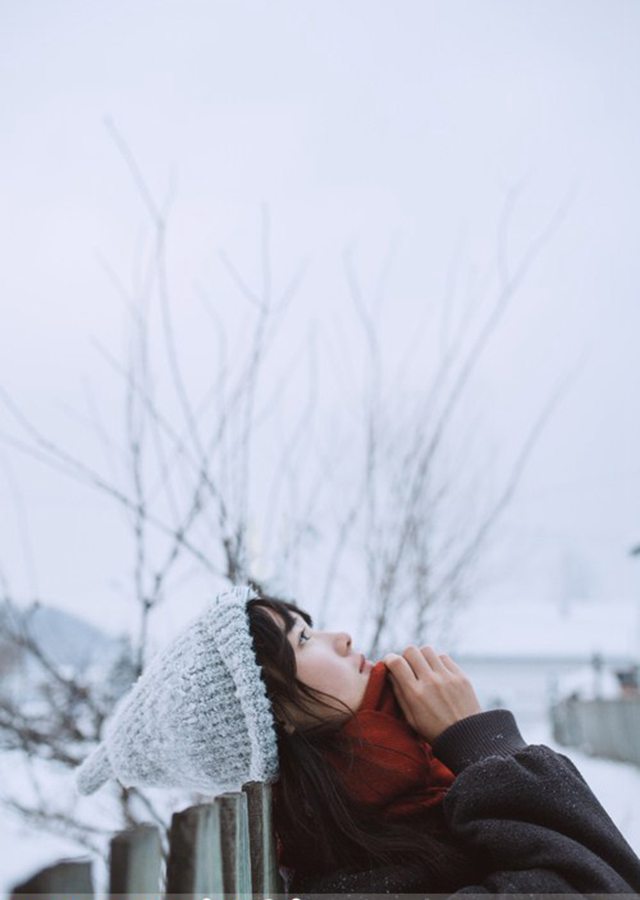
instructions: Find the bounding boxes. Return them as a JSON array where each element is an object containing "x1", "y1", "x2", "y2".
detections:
[{"x1": 262, "y1": 606, "x2": 374, "y2": 728}]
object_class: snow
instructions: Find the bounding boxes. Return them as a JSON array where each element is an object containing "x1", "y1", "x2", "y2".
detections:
[
  {"x1": 0, "y1": 752, "x2": 113, "y2": 899},
  {"x1": 0, "y1": 816, "x2": 100, "y2": 899}
]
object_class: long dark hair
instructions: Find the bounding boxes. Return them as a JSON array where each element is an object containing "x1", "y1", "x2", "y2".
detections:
[{"x1": 246, "y1": 594, "x2": 487, "y2": 892}]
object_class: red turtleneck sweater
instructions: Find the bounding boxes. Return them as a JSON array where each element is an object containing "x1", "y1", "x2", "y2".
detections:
[{"x1": 322, "y1": 660, "x2": 456, "y2": 815}]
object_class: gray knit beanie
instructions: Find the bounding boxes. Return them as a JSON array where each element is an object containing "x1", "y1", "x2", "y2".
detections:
[{"x1": 75, "y1": 584, "x2": 279, "y2": 796}]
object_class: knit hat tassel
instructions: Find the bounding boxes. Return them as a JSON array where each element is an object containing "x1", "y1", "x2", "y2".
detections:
[{"x1": 76, "y1": 742, "x2": 113, "y2": 795}]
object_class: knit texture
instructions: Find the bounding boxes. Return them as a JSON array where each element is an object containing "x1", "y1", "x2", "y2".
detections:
[
  {"x1": 431, "y1": 706, "x2": 527, "y2": 773},
  {"x1": 323, "y1": 660, "x2": 456, "y2": 811},
  {"x1": 75, "y1": 584, "x2": 279, "y2": 795}
]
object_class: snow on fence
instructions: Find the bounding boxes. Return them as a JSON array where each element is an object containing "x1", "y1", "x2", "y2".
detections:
[
  {"x1": 9, "y1": 781, "x2": 284, "y2": 900},
  {"x1": 550, "y1": 696, "x2": 640, "y2": 767}
]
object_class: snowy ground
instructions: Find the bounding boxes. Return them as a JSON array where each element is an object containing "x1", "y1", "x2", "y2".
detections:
[
  {"x1": 0, "y1": 751, "x2": 113, "y2": 899},
  {"x1": 2, "y1": 707, "x2": 639, "y2": 899}
]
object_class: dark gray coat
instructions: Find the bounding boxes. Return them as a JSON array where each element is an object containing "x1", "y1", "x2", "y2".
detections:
[{"x1": 291, "y1": 709, "x2": 640, "y2": 896}]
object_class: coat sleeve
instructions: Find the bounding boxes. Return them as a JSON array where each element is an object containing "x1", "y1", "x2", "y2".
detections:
[{"x1": 431, "y1": 710, "x2": 640, "y2": 895}]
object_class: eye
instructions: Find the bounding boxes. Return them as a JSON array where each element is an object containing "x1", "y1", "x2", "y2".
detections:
[{"x1": 298, "y1": 628, "x2": 311, "y2": 645}]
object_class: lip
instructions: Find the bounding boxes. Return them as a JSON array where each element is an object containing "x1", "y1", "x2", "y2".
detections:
[{"x1": 359, "y1": 653, "x2": 373, "y2": 673}]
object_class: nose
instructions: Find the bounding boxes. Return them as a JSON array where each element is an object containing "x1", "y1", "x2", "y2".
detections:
[{"x1": 335, "y1": 631, "x2": 352, "y2": 655}]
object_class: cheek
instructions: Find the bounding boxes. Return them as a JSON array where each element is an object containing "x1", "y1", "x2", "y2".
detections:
[
  {"x1": 297, "y1": 652, "x2": 345, "y2": 694},
  {"x1": 295, "y1": 652, "x2": 327, "y2": 691},
  {"x1": 320, "y1": 659, "x2": 360, "y2": 702}
]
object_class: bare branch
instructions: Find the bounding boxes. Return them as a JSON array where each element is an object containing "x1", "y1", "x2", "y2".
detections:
[
  {"x1": 431, "y1": 364, "x2": 579, "y2": 604},
  {"x1": 367, "y1": 189, "x2": 573, "y2": 653},
  {"x1": 1, "y1": 794, "x2": 111, "y2": 854}
]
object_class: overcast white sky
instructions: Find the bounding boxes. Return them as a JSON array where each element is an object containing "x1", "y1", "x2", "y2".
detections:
[{"x1": 1, "y1": 0, "x2": 640, "y2": 653}]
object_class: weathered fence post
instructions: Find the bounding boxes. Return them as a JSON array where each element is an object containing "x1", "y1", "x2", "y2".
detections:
[
  {"x1": 10, "y1": 860, "x2": 93, "y2": 900},
  {"x1": 243, "y1": 781, "x2": 284, "y2": 898},
  {"x1": 165, "y1": 795, "x2": 252, "y2": 900},
  {"x1": 217, "y1": 792, "x2": 252, "y2": 898},
  {"x1": 109, "y1": 823, "x2": 162, "y2": 900},
  {"x1": 166, "y1": 803, "x2": 223, "y2": 900}
]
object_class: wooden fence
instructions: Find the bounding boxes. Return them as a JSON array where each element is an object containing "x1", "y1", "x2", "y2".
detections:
[
  {"x1": 10, "y1": 782, "x2": 285, "y2": 900},
  {"x1": 550, "y1": 696, "x2": 640, "y2": 767}
]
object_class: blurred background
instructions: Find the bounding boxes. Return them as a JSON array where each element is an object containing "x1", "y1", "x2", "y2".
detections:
[{"x1": 1, "y1": 0, "x2": 640, "y2": 893}]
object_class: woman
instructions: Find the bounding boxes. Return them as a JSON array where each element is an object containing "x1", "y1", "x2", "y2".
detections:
[
  {"x1": 247, "y1": 593, "x2": 640, "y2": 895},
  {"x1": 76, "y1": 584, "x2": 640, "y2": 895}
]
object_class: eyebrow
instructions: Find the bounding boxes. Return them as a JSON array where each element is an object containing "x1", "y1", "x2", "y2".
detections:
[{"x1": 281, "y1": 607, "x2": 313, "y2": 635}]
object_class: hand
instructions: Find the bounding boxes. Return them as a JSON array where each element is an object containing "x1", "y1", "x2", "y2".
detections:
[{"x1": 383, "y1": 645, "x2": 482, "y2": 744}]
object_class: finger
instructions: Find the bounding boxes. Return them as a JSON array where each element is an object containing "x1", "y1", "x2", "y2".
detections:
[
  {"x1": 388, "y1": 679, "x2": 418, "y2": 730},
  {"x1": 420, "y1": 645, "x2": 448, "y2": 671},
  {"x1": 383, "y1": 652, "x2": 420, "y2": 685},
  {"x1": 438, "y1": 653, "x2": 457, "y2": 674},
  {"x1": 438, "y1": 652, "x2": 466, "y2": 675},
  {"x1": 402, "y1": 644, "x2": 434, "y2": 679}
]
